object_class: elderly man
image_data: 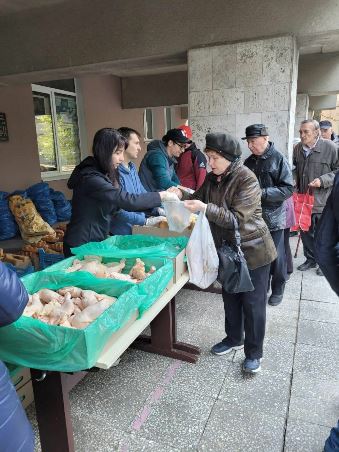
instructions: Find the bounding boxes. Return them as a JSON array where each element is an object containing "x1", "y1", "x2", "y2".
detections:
[
  {"x1": 294, "y1": 119, "x2": 339, "y2": 274},
  {"x1": 319, "y1": 120, "x2": 339, "y2": 149},
  {"x1": 243, "y1": 124, "x2": 293, "y2": 306}
]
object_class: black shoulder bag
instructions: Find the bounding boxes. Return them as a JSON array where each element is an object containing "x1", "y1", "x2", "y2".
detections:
[{"x1": 217, "y1": 213, "x2": 254, "y2": 294}]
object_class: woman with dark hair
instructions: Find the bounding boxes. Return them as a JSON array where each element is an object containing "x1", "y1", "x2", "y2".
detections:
[{"x1": 63, "y1": 128, "x2": 175, "y2": 256}]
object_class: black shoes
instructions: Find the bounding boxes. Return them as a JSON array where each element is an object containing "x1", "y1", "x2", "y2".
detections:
[
  {"x1": 297, "y1": 260, "x2": 317, "y2": 271},
  {"x1": 268, "y1": 293, "x2": 283, "y2": 306}
]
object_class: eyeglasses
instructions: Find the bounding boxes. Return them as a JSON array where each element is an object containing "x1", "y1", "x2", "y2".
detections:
[{"x1": 174, "y1": 142, "x2": 186, "y2": 150}]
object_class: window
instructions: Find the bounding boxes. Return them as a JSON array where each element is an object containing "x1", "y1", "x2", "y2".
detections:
[
  {"x1": 32, "y1": 84, "x2": 81, "y2": 178},
  {"x1": 164, "y1": 107, "x2": 172, "y2": 132},
  {"x1": 143, "y1": 108, "x2": 154, "y2": 141}
]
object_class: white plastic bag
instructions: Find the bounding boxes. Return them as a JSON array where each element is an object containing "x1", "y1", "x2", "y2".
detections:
[
  {"x1": 163, "y1": 200, "x2": 191, "y2": 233},
  {"x1": 186, "y1": 212, "x2": 219, "y2": 288}
]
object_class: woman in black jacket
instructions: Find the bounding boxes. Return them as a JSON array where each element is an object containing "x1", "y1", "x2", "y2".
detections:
[
  {"x1": 64, "y1": 128, "x2": 176, "y2": 256},
  {"x1": 0, "y1": 262, "x2": 34, "y2": 451}
]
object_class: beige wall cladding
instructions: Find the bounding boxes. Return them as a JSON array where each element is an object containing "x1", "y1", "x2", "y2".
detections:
[
  {"x1": 211, "y1": 89, "x2": 244, "y2": 115},
  {"x1": 236, "y1": 41, "x2": 264, "y2": 88},
  {"x1": 212, "y1": 45, "x2": 236, "y2": 90},
  {"x1": 245, "y1": 84, "x2": 290, "y2": 113},
  {"x1": 262, "y1": 36, "x2": 295, "y2": 85},
  {"x1": 189, "y1": 36, "x2": 298, "y2": 159},
  {"x1": 262, "y1": 111, "x2": 290, "y2": 153},
  {"x1": 189, "y1": 91, "x2": 211, "y2": 117},
  {"x1": 190, "y1": 115, "x2": 236, "y2": 149},
  {"x1": 188, "y1": 48, "x2": 212, "y2": 92}
]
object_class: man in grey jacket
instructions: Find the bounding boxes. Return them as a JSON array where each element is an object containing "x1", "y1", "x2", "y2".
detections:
[{"x1": 293, "y1": 119, "x2": 339, "y2": 275}]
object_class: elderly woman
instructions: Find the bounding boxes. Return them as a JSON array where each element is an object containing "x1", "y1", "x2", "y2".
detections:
[{"x1": 173, "y1": 133, "x2": 277, "y2": 374}]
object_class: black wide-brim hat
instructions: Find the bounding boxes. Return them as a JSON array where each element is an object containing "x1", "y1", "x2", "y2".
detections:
[{"x1": 242, "y1": 124, "x2": 269, "y2": 140}]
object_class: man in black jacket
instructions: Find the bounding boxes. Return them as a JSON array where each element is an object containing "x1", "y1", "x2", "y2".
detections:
[{"x1": 244, "y1": 124, "x2": 294, "y2": 306}]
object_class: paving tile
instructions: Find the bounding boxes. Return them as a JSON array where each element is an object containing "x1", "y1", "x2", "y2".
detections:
[
  {"x1": 233, "y1": 337, "x2": 295, "y2": 375},
  {"x1": 270, "y1": 296, "x2": 300, "y2": 313},
  {"x1": 135, "y1": 396, "x2": 215, "y2": 449},
  {"x1": 265, "y1": 317, "x2": 298, "y2": 343},
  {"x1": 294, "y1": 343, "x2": 339, "y2": 380},
  {"x1": 159, "y1": 353, "x2": 232, "y2": 401},
  {"x1": 284, "y1": 418, "x2": 331, "y2": 452},
  {"x1": 118, "y1": 433, "x2": 182, "y2": 452},
  {"x1": 291, "y1": 372, "x2": 339, "y2": 402},
  {"x1": 197, "y1": 399, "x2": 285, "y2": 452},
  {"x1": 219, "y1": 363, "x2": 291, "y2": 417},
  {"x1": 28, "y1": 404, "x2": 124, "y2": 452},
  {"x1": 297, "y1": 319, "x2": 339, "y2": 350},
  {"x1": 300, "y1": 299, "x2": 339, "y2": 323},
  {"x1": 301, "y1": 272, "x2": 338, "y2": 303},
  {"x1": 288, "y1": 393, "x2": 339, "y2": 428}
]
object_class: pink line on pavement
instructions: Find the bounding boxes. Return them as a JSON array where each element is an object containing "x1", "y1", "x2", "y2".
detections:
[{"x1": 130, "y1": 359, "x2": 182, "y2": 432}]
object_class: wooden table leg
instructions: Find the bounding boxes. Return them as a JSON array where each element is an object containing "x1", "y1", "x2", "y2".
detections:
[
  {"x1": 31, "y1": 370, "x2": 86, "y2": 452},
  {"x1": 133, "y1": 297, "x2": 201, "y2": 363}
]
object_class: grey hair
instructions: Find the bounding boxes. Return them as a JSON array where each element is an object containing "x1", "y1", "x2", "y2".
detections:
[{"x1": 300, "y1": 119, "x2": 320, "y2": 130}]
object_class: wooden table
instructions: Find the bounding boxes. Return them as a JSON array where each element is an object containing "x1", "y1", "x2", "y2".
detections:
[{"x1": 31, "y1": 272, "x2": 200, "y2": 452}]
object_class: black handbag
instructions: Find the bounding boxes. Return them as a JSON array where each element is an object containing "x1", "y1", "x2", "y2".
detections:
[{"x1": 217, "y1": 213, "x2": 254, "y2": 294}]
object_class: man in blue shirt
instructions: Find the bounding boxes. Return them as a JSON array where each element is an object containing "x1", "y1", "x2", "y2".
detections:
[{"x1": 110, "y1": 127, "x2": 165, "y2": 235}]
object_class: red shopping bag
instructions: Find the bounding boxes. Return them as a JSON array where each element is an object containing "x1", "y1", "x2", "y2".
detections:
[{"x1": 291, "y1": 190, "x2": 314, "y2": 232}]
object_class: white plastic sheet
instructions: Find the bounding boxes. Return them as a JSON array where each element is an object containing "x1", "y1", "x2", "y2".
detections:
[
  {"x1": 186, "y1": 212, "x2": 219, "y2": 288},
  {"x1": 163, "y1": 200, "x2": 191, "y2": 233}
]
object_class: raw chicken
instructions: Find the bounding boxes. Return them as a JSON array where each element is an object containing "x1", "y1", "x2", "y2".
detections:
[{"x1": 71, "y1": 299, "x2": 115, "y2": 329}]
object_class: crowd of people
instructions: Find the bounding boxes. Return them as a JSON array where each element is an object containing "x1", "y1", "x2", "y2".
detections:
[{"x1": 1, "y1": 118, "x2": 338, "y2": 451}]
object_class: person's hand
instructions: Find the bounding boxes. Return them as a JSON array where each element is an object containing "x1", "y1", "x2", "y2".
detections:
[
  {"x1": 167, "y1": 186, "x2": 183, "y2": 199},
  {"x1": 309, "y1": 178, "x2": 321, "y2": 188},
  {"x1": 159, "y1": 191, "x2": 180, "y2": 202},
  {"x1": 145, "y1": 216, "x2": 167, "y2": 226},
  {"x1": 178, "y1": 185, "x2": 195, "y2": 194},
  {"x1": 184, "y1": 200, "x2": 207, "y2": 213}
]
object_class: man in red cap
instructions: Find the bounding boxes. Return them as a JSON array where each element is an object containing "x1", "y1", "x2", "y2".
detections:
[{"x1": 176, "y1": 125, "x2": 207, "y2": 191}]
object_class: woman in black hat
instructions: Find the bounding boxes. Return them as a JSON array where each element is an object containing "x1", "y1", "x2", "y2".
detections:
[{"x1": 171, "y1": 132, "x2": 276, "y2": 374}]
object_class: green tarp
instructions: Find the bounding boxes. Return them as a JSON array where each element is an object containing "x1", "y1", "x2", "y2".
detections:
[
  {"x1": 71, "y1": 234, "x2": 188, "y2": 258},
  {"x1": 0, "y1": 258, "x2": 173, "y2": 372}
]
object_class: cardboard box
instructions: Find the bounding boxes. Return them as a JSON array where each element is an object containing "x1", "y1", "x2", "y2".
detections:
[
  {"x1": 132, "y1": 225, "x2": 191, "y2": 238},
  {"x1": 10, "y1": 366, "x2": 31, "y2": 390},
  {"x1": 16, "y1": 380, "x2": 34, "y2": 409}
]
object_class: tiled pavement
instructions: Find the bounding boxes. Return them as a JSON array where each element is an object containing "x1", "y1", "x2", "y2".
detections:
[{"x1": 28, "y1": 237, "x2": 339, "y2": 451}]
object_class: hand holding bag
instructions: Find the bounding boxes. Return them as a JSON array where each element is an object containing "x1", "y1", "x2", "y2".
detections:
[{"x1": 217, "y1": 213, "x2": 254, "y2": 294}]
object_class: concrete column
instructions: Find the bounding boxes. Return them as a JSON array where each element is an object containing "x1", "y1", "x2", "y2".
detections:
[
  {"x1": 188, "y1": 36, "x2": 298, "y2": 161},
  {"x1": 294, "y1": 94, "x2": 309, "y2": 137}
]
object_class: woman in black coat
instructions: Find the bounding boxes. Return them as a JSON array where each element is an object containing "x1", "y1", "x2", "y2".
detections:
[{"x1": 64, "y1": 128, "x2": 175, "y2": 256}]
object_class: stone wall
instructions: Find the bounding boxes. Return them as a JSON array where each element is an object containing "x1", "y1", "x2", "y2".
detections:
[{"x1": 188, "y1": 36, "x2": 298, "y2": 159}]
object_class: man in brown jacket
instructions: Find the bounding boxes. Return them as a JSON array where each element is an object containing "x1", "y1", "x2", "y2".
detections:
[{"x1": 293, "y1": 119, "x2": 339, "y2": 274}]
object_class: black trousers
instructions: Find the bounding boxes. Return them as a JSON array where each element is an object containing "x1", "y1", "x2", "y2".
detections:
[
  {"x1": 63, "y1": 242, "x2": 73, "y2": 258},
  {"x1": 269, "y1": 229, "x2": 287, "y2": 295},
  {"x1": 300, "y1": 213, "x2": 322, "y2": 263},
  {"x1": 222, "y1": 263, "x2": 270, "y2": 360},
  {"x1": 284, "y1": 228, "x2": 293, "y2": 274}
]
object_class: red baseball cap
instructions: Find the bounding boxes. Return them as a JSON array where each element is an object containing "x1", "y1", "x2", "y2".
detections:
[{"x1": 178, "y1": 125, "x2": 193, "y2": 141}]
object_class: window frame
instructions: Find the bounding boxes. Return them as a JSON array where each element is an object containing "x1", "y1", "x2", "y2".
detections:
[
  {"x1": 143, "y1": 108, "x2": 154, "y2": 142},
  {"x1": 164, "y1": 106, "x2": 173, "y2": 133},
  {"x1": 31, "y1": 83, "x2": 83, "y2": 181}
]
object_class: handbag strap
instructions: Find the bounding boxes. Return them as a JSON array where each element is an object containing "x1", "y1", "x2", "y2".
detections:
[{"x1": 230, "y1": 212, "x2": 241, "y2": 248}]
